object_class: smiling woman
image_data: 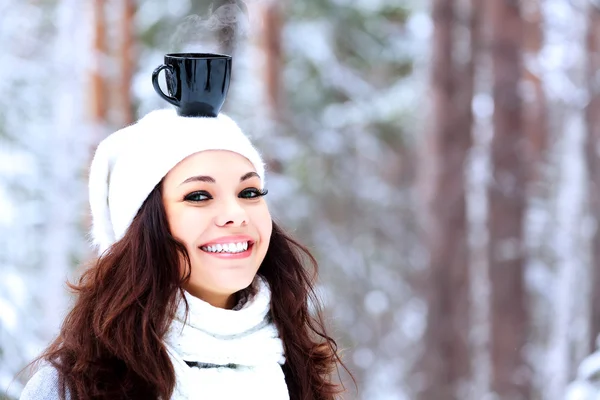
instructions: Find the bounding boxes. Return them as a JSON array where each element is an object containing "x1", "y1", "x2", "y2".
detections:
[
  {"x1": 18, "y1": 109, "x2": 352, "y2": 400},
  {"x1": 162, "y1": 150, "x2": 272, "y2": 309}
]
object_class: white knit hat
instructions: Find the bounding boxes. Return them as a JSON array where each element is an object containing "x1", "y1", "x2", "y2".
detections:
[{"x1": 88, "y1": 108, "x2": 265, "y2": 255}]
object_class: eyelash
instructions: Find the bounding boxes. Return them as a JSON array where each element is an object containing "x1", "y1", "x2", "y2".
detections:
[
  {"x1": 240, "y1": 188, "x2": 269, "y2": 199},
  {"x1": 184, "y1": 188, "x2": 269, "y2": 202}
]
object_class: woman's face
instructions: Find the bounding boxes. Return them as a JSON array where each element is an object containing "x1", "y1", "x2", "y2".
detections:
[{"x1": 162, "y1": 150, "x2": 272, "y2": 308}]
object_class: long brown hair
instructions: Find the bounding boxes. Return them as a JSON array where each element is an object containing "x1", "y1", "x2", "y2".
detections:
[{"x1": 31, "y1": 182, "x2": 351, "y2": 399}]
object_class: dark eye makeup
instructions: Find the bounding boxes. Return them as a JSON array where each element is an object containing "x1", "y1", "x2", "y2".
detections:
[
  {"x1": 184, "y1": 190, "x2": 212, "y2": 202},
  {"x1": 183, "y1": 188, "x2": 268, "y2": 202},
  {"x1": 239, "y1": 188, "x2": 269, "y2": 199}
]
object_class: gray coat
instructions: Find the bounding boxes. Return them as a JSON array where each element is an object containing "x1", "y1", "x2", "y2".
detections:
[{"x1": 20, "y1": 367, "x2": 66, "y2": 400}]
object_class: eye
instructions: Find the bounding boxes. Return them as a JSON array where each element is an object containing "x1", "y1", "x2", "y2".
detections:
[
  {"x1": 184, "y1": 191, "x2": 213, "y2": 202},
  {"x1": 239, "y1": 188, "x2": 268, "y2": 199}
]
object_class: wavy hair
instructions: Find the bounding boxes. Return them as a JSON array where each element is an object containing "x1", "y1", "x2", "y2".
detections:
[{"x1": 30, "y1": 181, "x2": 352, "y2": 399}]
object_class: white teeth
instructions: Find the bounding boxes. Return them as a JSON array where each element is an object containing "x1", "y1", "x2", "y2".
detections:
[{"x1": 201, "y1": 242, "x2": 251, "y2": 254}]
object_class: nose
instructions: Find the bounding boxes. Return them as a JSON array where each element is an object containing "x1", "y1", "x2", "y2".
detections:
[{"x1": 215, "y1": 198, "x2": 248, "y2": 227}]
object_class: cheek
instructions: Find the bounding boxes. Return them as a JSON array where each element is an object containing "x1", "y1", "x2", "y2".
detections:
[
  {"x1": 252, "y1": 205, "x2": 272, "y2": 244},
  {"x1": 168, "y1": 207, "x2": 212, "y2": 247}
]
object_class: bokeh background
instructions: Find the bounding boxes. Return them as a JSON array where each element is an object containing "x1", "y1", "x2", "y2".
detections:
[{"x1": 2, "y1": 0, "x2": 600, "y2": 399}]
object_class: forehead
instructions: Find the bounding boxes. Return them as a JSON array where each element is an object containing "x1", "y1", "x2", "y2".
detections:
[{"x1": 165, "y1": 150, "x2": 256, "y2": 182}]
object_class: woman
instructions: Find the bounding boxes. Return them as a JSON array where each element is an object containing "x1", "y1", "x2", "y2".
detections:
[{"x1": 20, "y1": 109, "x2": 350, "y2": 399}]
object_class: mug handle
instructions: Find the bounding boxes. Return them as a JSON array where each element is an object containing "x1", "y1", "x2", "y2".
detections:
[{"x1": 152, "y1": 64, "x2": 179, "y2": 107}]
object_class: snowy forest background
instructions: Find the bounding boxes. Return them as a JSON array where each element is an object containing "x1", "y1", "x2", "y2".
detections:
[{"x1": 2, "y1": 0, "x2": 600, "y2": 399}]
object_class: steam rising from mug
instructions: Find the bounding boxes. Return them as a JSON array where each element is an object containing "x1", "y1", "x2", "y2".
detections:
[
  {"x1": 169, "y1": 1, "x2": 249, "y2": 56},
  {"x1": 152, "y1": 53, "x2": 232, "y2": 118}
]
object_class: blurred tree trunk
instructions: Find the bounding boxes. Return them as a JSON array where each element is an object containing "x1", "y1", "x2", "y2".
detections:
[
  {"x1": 418, "y1": 0, "x2": 479, "y2": 398},
  {"x1": 586, "y1": 2, "x2": 600, "y2": 355},
  {"x1": 488, "y1": 1, "x2": 530, "y2": 398},
  {"x1": 116, "y1": 0, "x2": 135, "y2": 126},
  {"x1": 254, "y1": 0, "x2": 286, "y2": 175},
  {"x1": 522, "y1": 0, "x2": 547, "y2": 183},
  {"x1": 83, "y1": 0, "x2": 108, "y2": 246},
  {"x1": 260, "y1": 1, "x2": 283, "y2": 121},
  {"x1": 90, "y1": 0, "x2": 107, "y2": 127}
]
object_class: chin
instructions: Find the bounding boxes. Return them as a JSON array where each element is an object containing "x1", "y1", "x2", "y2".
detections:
[
  {"x1": 221, "y1": 274, "x2": 257, "y2": 294},
  {"x1": 191, "y1": 272, "x2": 256, "y2": 295}
]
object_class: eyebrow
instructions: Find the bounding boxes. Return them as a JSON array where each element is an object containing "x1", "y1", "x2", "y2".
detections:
[
  {"x1": 179, "y1": 171, "x2": 260, "y2": 186},
  {"x1": 240, "y1": 171, "x2": 260, "y2": 182}
]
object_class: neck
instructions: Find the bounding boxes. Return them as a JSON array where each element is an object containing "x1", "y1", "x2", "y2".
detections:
[
  {"x1": 169, "y1": 276, "x2": 276, "y2": 338},
  {"x1": 185, "y1": 287, "x2": 237, "y2": 309},
  {"x1": 213, "y1": 294, "x2": 237, "y2": 309}
]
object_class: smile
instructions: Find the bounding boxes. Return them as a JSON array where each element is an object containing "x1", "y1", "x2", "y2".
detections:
[
  {"x1": 200, "y1": 241, "x2": 256, "y2": 260},
  {"x1": 200, "y1": 241, "x2": 250, "y2": 254}
]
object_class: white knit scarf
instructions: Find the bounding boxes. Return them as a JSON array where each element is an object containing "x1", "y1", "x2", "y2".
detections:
[{"x1": 164, "y1": 276, "x2": 290, "y2": 400}]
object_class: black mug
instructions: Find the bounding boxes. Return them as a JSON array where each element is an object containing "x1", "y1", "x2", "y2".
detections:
[{"x1": 152, "y1": 53, "x2": 232, "y2": 117}]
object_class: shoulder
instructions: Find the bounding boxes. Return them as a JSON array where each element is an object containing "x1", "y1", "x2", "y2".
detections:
[{"x1": 20, "y1": 366, "x2": 67, "y2": 400}]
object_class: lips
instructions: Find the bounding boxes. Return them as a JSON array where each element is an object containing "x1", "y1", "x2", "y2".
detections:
[
  {"x1": 201, "y1": 241, "x2": 251, "y2": 254},
  {"x1": 198, "y1": 235, "x2": 255, "y2": 259}
]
